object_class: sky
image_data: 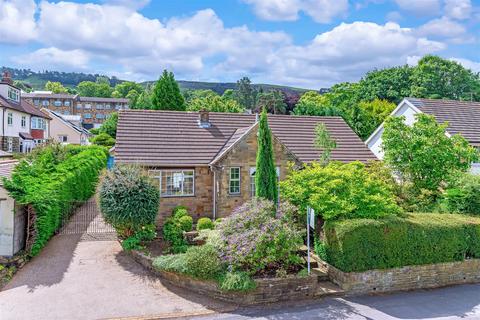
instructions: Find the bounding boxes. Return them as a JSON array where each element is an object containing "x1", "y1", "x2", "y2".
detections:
[{"x1": 0, "y1": 0, "x2": 479, "y2": 89}]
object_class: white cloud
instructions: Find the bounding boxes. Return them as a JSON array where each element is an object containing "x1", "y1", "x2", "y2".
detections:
[
  {"x1": 13, "y1": 47, "x2": 90, "y2": 70},
  {"x1": 243, "y1": 0, "x2": 349, "y2": 23},
  {"x1": 451, "y1": 57, "x2": 480, "y2": 73},
  {"x1": 0, "y1": 0, "x2": 37, "y2": 44},
  {"x1": 386, "y1": 11, "x2": 403, "y2": 22},
  {"x1": 417, "y1": 17, "x2": 466, "y2": 38},
  {"x1": 444, "y1": 0, "x2": 471, "y2": 20},
  {"x1": 394, "y1": 0, "x2": 441, "y2": 16},
  {"x1": 102, "y1": 0, "x2": 151, "y2": 10}
]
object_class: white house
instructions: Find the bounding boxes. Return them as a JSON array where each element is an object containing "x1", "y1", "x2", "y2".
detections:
[{"x1": 366, "y1": 97, "x2": 480, "y2": 174}]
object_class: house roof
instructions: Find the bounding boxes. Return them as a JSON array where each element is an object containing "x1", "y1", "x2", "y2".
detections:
[
  {"x1": 42, "y1": 109, "x2": 91, "y2": 136},
  {"x1": 79, "y1": 97, "x2": 128, "y2": 103},
  {"x1": 406, "y1": 98, "x2": 480, "y2": 147},
  {"x1": 115, "y1": 110, "x2": 376, "y2": 167},
  {"x1": 23, "y1": 92, "x2": 77, "y2": 100},
  {"x1": 0, "y1": 160, "x2": 18, "y2": 185},
  {"x1": 0, "y1": 95, "x2": 51, "y2": 119}
]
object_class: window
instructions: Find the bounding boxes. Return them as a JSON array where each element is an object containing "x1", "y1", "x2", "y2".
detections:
[
  {"x1": 31, "y1": 118, "x2": 46, "y2": 130},
  {"x1": 64, "y1": 100, "x2": 71, "y2": 107},
  {"x1": 33, "y1": 99, "x2": 40, "y2": 106},
  {"x1": 7, "y1": 113, "x2": 13, "y2": 126},
  {"x1": 115, "y1": 104, "x2": 122, "y2": 110},
  {"x1": 83, "y1": 113, "x2": 92, "y2": 119},
  {"x1": 58, "y1": 135, "x2": 68, "y2": 143},
  {"x1": 249, "y1": 167, "x2": 280, "y2": 198},
  {"x1": 76, "y1": 104, "x2": 83, "y2": 109},
  {"x1": 7, "y1": 88, "x2": 19, "y2": 102},
  {"x1": 54, "y1": 100, "x2": 62, "y2": 107},
  {"x1": 150, "y1": 169, "x2": 195, "y2": 197},
  {"x1": 229, "y1": 167, "x2": 241, "y2": 194},
  {"x1": 96, "y1": 113, "x2": 105, "y2": 119},
  {"x1": 105, "y1": 104, "x2": 111, "y2": 109},
  {"x1": 85, "y1": 104, "x2": 92, "y2": 109},
  {"x1": 63, "y1": 111, "x2": 70, "y2": 115},
  {"x1": 96, "y1": 103, "x2": 104, "y2": 109},
  {"x1": 124, "y1": 104, "x2": 129, "y2": 109},
  {"x1": 42, "y1": 100, "x2": 49, "y2": 106},
  {"x1": 21, "y1": 116, "x2": 26, "y2": 128}
]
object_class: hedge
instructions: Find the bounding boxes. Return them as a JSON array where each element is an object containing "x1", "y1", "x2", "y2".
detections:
[
  {"x1": 324, "y1": 213, "x2": 480, "y2": 272},
  {"x1": 4, "y1": 145, "x2": 107, "y2": 256}
]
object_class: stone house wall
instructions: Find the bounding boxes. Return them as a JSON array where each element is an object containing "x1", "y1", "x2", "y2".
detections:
[{"x1": 0, "y1": 136, "x2": 20, "y2": 153}]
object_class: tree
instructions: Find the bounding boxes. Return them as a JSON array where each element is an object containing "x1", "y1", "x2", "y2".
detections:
[
  {"x1": 411, "y1": 55, "x2": 480, "y2": 101},
  {"x1": 382, "y1": 113, "x2": 478, "y2": 192},
  {"x1": 151, "y1": 70, "x2": 185, "y2": 111},
  {"x1": 91, "y1": 133, "x2": 115, "y2": 148},
  {"x1": 255, "y1": 108, "x2": 278, "y2": 204},
  {"x1": 112, "y1": 81, "x2": 144, "y2": 98},
  {"x1": 255, "y1": 90, "x2": 287, "y2": 114},
  {"x1": 186, "y1": 91, "x2": 244, "y2": 113},
  {"x1": 235, "y1": 77, "x2": 257, "y2": 110},
  {"x1": 355, "y1": 99, "x2": 396, "y2": 140},
  {"x1": 293, "y1": 91, "x2": 341, "y2": 116},
  {"x1": 77, "y1": 81, "x2": 98, "y2": 97},
  {"x1": 134, "y1": 87, "x2": 153, "y2": 109},
  {"x1": 98, "y1": 113, "x2": 118, "y2": 138},
  {"x1": 45, "y1": 81, "x2": 67, "y2": 93},
  {"x1": 314, "y1": 123, "x2": 336, "y2": 165}
]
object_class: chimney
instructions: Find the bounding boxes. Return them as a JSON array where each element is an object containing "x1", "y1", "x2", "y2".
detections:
[
  {"x1": 1, "y1": 71, "x2": 13, "y2": 85},
  {"x1": 198, "y1": 109, "x2": 211, "y2": 128}
]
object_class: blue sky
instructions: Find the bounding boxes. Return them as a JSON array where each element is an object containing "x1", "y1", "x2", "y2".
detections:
[{"x1": 0, "y1": 0, "x2": 479, "y2": 89}]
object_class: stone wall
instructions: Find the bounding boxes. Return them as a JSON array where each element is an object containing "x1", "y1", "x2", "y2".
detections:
[
  {"x1": 129, "y1": 249, "x2": 343, "y2": 305},
  {"x1": 319, "y1": 259, "x2": 480, "y2": 295},
  {"x1": 214, "y1": 128, "x2": 300, "y2": 217},
  {"x1": 0, "y1": 136, "x2": 20, "y2": 153}
]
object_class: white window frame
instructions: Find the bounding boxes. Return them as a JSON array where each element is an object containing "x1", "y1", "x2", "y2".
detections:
[
  {"x1": 42, "y1": 100, "x2": 49, "y2": 106},
  {"x1": 21, "y1": 116, "x2": 26, "y2": 128},
  {"x1": 58, "y1": 135, "x2": 68, "y2": 143},
  {"x1": 249, "y1": 167, "x2": 280, "y2": 198},
  {"x1": 64, "y1": 100, "x2": 71, "y2": 107},
  {"x1": 7, "y1": 112, "x2": 13, "y2": 126},
  {"x1": 149, "y1": 169, "x2": 195, "y2": 197},
  {"x1": 229, "y1": 167, "x2": 241, "y2": 195},
  {"x1": 54, "y1": 100, "x2": 62, "y2": 107}
]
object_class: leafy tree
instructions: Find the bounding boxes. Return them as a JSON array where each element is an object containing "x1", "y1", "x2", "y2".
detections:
[
  {"x1": 112, "y1": 81, "x2": 144, "y2": 98},
  {"x1": 382, "y1": 113, "x2": 478, "y2": 192},
  {"x1": 91, "y1": 133, "x2": 115, "y2": 148},
  {"x1": 355, "y1": 99, "x2": 396, "y2": 140},
  {"x1": 255, "y1": 108, "x2": 278, "y2": 204},
  {"x1": 94, "y1": 82, "x2": 113, "y2": 98},
  {"x1": 411, "y1": 55, "x2": 480, "y2": 101},
  {"x1": 126, "y1": 89, "x2": 140, "y2": 107},
  {"x1": 134, "y1": 87, "x2": 153, "y2": 109},
  {"x1": 314, "y1": 123, "x2": 336, "y2": 165},
  {"x1": 186, "y1": 91, "x2": 244, "y2": 113},
  {"x1": 45, "y1": 81, "x2": 67, "y2": 93},
  {"x1": 98, "y1": 113, "x2": 118, "y2": 138},
  {"x1": 77, "y1": 81, "x2": 98, "y2": 97},
  {"x1": 235, "y1": 76, "x2": 257, "y2": 110},
  {"x1": 255, "y1": 90, "x2": 286, "y2": 114},
  {"x1": 293, "y1": 91, "x2": 341, "y2": 116},
  {"x1": 222, "y1": 89, "x2": 235, "y2": 100},
  {"x1": 151, "y1": 70, "x2": 185, "y2": 111}
]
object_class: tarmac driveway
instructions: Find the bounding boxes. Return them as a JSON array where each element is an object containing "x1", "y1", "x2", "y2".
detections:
[{"x1": 0, "y1": 199, "x2": 231, "y2": 320}]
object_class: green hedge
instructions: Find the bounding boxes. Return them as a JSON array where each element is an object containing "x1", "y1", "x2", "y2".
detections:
[
  {"x1": 4, "y1": 145, "x2": 107, "y2": 256},
  {"x1": 324, "y1": 213, "x2": 480, "y2": 272}
]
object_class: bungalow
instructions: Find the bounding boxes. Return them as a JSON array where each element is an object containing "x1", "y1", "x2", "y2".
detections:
[
  {"x1": 115, "y1": 110, "x2": 376, "y2": 223},
  {"x1": 366, "y1": 98, "x2": 480, "y2": 174}
]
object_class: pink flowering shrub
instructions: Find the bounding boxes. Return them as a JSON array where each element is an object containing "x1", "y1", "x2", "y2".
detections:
[{"x1": 216, "y1": 199, "x2": 303, "y2": 274}]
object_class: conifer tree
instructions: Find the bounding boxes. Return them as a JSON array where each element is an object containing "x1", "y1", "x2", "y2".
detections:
[
  {"x1": 255, "y1": 108, "x2": 278, "y2": 204},
  {"x1": 151, "y1": 70, "x2": 185, "y2": 110}
]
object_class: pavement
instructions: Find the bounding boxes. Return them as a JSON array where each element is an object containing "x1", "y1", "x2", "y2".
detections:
[
  {"x1": 0, "y1": 201, "x2": 232, "y2": 320},
  {"x1": 193, "y1": 283, "x2": 480, "y2": 320}
]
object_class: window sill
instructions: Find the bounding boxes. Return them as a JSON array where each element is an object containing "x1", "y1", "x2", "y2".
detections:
[{"x1": 161, "y1": 194, "x2": 195, "y2": 198}]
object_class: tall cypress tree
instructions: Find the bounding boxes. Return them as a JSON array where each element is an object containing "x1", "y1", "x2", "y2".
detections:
[
  {"x1": 151, "y1": 70, "x2": 185, "y2": 111},
  {"x1": 255, "y1": 108, "x2": 278, "y2": 204}
]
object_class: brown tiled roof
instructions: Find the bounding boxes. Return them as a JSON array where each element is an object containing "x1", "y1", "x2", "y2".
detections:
[
  {"x1": 115, "y1": 110, "x2": 376, "y2": 167},
  {"x1": 0, "y1": 96, "x2": 51, "y2": 119},
  {"x1": 407, "y1": 98, "x2": 480, "y2": 147},
  {"x1": 23, "y1": 93, "x2": 77, "y2": 99},
  {"x1": 79, "y1": 97, "x2": 128, "y2": 103}
]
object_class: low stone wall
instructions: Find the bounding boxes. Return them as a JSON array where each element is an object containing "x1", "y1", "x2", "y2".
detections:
[
  {"x1": 129, "y1": 250, "x2": 343, "y2": 305},
  {"x1": 318, "y1": 258, "x2": 480, "y2": 295}
]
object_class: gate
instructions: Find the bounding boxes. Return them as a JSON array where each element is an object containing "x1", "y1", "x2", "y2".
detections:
[{"x1": 56, "y1": 198, "x2": 116, "y2": 241}]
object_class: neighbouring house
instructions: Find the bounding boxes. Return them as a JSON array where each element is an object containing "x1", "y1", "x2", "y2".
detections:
[
  {"x1": 0, "y1": 160, "x2": 26, "y2": 257},
  {"x1": 41, "y1": 109, "x2": 91, "y2": 145},
  {"x1": 23, "y1": 92, "x2": 129, "y2": 129},
  {"x1": 366, "y1": 98, "x2": 480, "y2": 174},
  {"x1": 0, "y1": 72, "x2": 51, "y2": 153},
  {"x1": 115, "y1": 110, "x2": 376, "y2": 224}
]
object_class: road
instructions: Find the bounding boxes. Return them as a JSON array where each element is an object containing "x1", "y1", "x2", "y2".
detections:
[{"x1": 193, "y1": 283, "x2": 480, "y2": 320}]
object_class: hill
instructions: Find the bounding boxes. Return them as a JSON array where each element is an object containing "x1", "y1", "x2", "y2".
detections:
[{"x1": 2, "y1": 66, "x2": 312, "y2": 94}]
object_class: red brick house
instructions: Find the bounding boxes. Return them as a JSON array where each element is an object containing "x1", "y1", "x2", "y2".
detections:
[{"x1": 115, "y1": 110, "x2": 376, "y2": 223}]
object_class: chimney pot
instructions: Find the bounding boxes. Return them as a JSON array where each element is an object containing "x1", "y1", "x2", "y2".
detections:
[
  {"x1": 198, "y1": 109, "x2": 211, "y2": 128},
  {"x1": 1, "y1": 71, "x2": 13, "y2": 85}
]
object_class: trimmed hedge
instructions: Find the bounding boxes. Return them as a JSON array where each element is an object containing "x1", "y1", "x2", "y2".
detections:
[
  {"x1": 4, "y1": 145, "x2": 107, "y2": 256},
  {"x1": 324, "y1": 213, "x2": 480, "y2": 272}
]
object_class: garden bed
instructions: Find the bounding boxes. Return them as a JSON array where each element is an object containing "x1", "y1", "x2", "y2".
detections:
[
  {"x1": 128, "y1": 249, "x2": 343, "y2": 305},
  {"x1": 318, "y1": 257, "x2": 480, "y2": 295}
]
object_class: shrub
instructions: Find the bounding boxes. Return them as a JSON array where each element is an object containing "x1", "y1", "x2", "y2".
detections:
[
  {"x1": 121, "y1": 224, "x2": 156, "y2": 251},
  {"x1": 91, "y1": 133, "x2": 115, "y2": 148},
  {"x1": 197, "y1": 217, "x2": 214, "y2": 231},
  {"x1": 153, "y1": 244, "x2": 222, "y2": 280},
  {"x1": 281, "y1": 161, "x2": 402, "y2": 221},
  {"x1": 324, "y1": 213, "x2": 480, "y2": 272},
  {"x1": 441, "y1": 174, "x2": 480, "y2": 215},
  {"x1": 163, "y1": 208, "x2": 193, "y2": 253},
  {"x1": 217, "y1": 271, "x2": 256, "y2": 292},
  {"x1": 3, "y1": 145, "x2": 107, "y2": 256},
  {"x1": 217, "y1": 198, "x2": 303, "y2": 274},
  {"x1": 99, "y1": 165, "x2": 159, "y2": 237}
]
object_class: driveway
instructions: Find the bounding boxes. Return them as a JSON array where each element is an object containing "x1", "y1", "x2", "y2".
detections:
[{"x1": 0, "y1": 199, "x2": 232, "y2": 320}]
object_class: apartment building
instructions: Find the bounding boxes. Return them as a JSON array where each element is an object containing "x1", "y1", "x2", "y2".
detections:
[
  {"x1": 23, "y1": 92, "x2": 129, "y2": 129},
  {"x1": 0, "y1": 72, "x2": 51, "y2": 153}
]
